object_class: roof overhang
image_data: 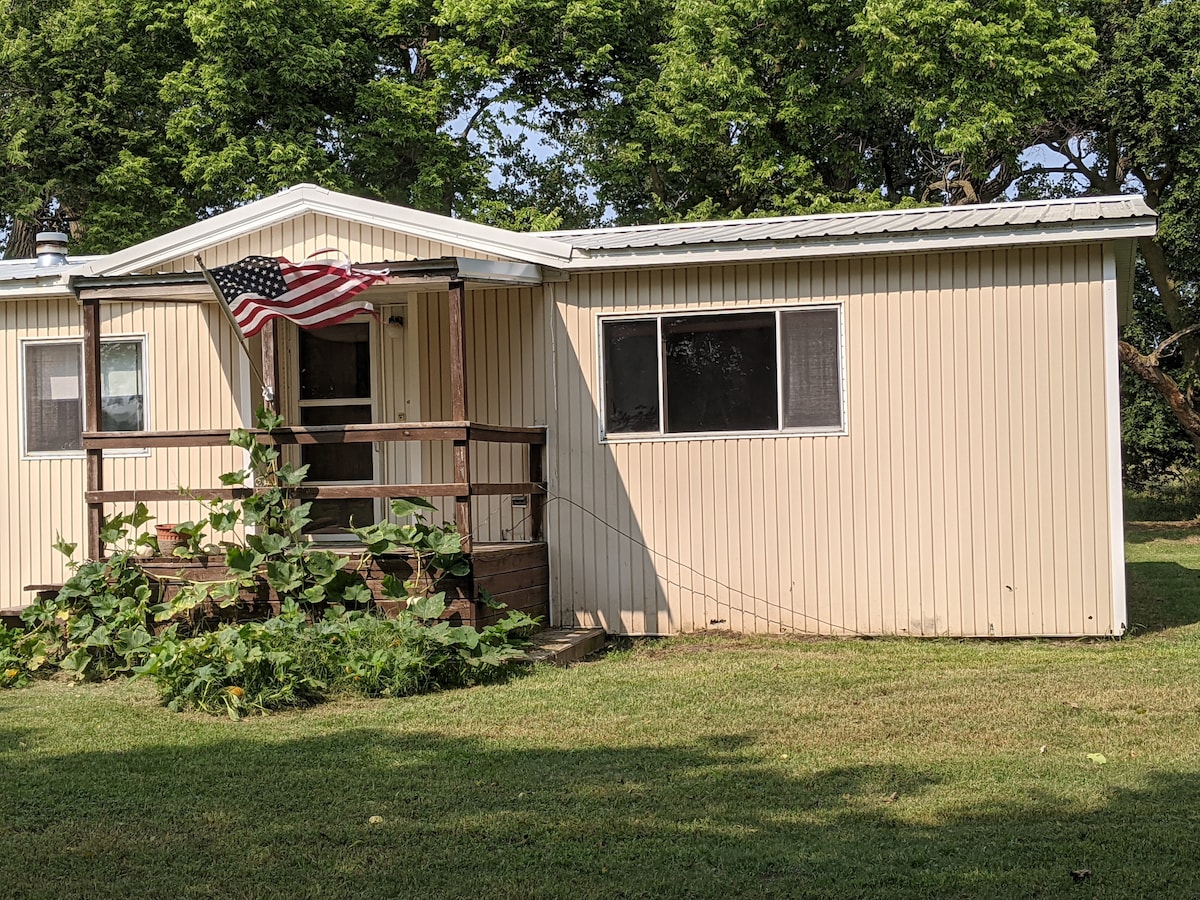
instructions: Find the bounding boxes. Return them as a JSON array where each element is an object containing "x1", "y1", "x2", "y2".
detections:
[
  {"x1": 76, "y1": 183, "x2": 580, "y2": 278},
  {"x1": 556, "y1": 217, "x2": 1159, "y2": 271},
  {"x1": 68, "y1": 256, "x2": 555, "y2": 303}
]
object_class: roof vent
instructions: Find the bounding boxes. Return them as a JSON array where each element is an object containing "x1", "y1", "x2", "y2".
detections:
[{"x1": 36, "y1": 231, "x2": 69, "y2": 267}]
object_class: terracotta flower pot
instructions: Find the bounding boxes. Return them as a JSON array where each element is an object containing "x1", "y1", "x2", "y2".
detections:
[{"x1": 155, "y1": 524, "x2": 185, "y2": 556}]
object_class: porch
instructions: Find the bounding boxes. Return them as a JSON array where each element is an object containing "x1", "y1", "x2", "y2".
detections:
[{"x1": 73, "y1": 274, "x2": 551, "y2": 627}]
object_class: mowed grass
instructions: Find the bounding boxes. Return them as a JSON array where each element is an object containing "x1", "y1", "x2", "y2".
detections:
[{"x1": 2, "y1": 525, "x2": 1199, "y2": 899}]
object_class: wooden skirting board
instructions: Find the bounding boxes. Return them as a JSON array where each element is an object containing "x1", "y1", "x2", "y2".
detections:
[{"x1": 138, "y1": 542, "x2": 550, "y2": 630}]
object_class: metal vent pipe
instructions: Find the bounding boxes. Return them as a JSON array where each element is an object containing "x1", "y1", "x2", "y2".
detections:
[{"x1": 35, "y1": 231, "x2": 69, "y2": 267}]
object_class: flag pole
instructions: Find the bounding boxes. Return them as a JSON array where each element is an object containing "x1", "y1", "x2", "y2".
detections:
[{"x1": 194, "y1": 254, "x2": 268, "y2": 393}]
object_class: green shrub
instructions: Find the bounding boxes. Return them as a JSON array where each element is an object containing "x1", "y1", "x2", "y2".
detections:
[
  {"x1": 1, "y1": 624, "x2": 34, "y2": 688},
  {"x1": 133, "y1": 604, "x2": 326, "y2": 717},
  {"x1": 3, "y1": 410, "x2": 541, "y2": 709},
  {"x1": 135, "y1": 599, "x2": 537, "y2": 718},
  {"x1": 15, "y1": 509, "x2": 161, "y2": 682}
]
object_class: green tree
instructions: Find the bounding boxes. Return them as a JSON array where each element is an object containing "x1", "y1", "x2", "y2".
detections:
[
  {"x1": 0, "y1": 0, "x2": 596, "y2": 254},
  {"x1": 856, "y1": 0, "x2": 1200, "y2": 463},
  {"x1": 0, "y1": 0, "x2": 193, "y2": 255}
]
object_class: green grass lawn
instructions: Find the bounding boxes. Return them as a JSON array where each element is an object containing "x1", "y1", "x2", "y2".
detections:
[{"x1": 2, "y1": 525, "x2": 1200, "y2": 899}]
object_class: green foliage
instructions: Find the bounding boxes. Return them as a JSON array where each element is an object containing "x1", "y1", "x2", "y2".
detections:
[
  {"x1": 856, "y1": 0, "x2": 1097, "y2": 181},
  {"x1": 168, "y1": 408, "x2": 369, "y2": 617},
  {"x1": 1121, "y1": 266, "x2": 1199, "y2": 488},
  {"x1": 135, "y1": 600, "x2": 536, "y2": 718},
  {"x1": 0, "y1": 0, "x2": 621, "y2": 252},
  {"x1": 0, "y1": 624, "x2": 34, "y2": 688},
  {"x1": 352, "y1": 497, "x2": 472, "y2": 601},
  {"x1": 18, "y1": 505, "x2": 162, "y2": 681},
  {"x1": 133, "y1": 603, "x2": 327, "y2": 718},
  {"x1": 3, "y1": 409, "x2": 538, "y2": 710}
]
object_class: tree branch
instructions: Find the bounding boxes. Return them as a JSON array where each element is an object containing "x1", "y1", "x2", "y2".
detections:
[
  {"x1": 1120, "y1": 340, "x2": 1200, "y2": 454},
  {"x1": 457, "y1": 97, "x2": 495, "y2": 142},
  {"x1": 1043, "y1": 138, "x2": 1101, "y2": 188},
  {"x1": 1151, "y1": 323, "x2": 1200, "y2": 364}
]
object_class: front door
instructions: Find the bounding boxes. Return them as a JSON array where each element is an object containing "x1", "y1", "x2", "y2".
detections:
[{"x1": 296, "y1": 320, "x2": 378, "y2": 535}]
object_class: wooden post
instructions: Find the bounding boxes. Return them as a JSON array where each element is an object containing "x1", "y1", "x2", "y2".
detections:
[
  {"x1": 453, "y1": 440, "x2": 472, "y2": 550},
  {"x1": 260, "y1": 319, "x2": 281, "y2": 415},
  {"x1": 447, "y1": 280, "x2": 468, "y2": 421},
  {"x1": 529, "y1": 440, "x2": 545, "y2": 542},
  {"x1": 447, "y1": 280, "x2": 472, "y2": 548},
  {"x1": 82, "y1": 296, "x2": 104, "y2": 560}
]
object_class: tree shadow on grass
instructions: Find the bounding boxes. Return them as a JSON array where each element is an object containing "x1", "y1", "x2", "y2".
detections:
[
  {"x1": 1125, "y1": 561, "x2": 1200, "y2": 632},
  {"x1": 1123, "y1": 523, "x2": 1200, "y2": 544},
  {"x1": 0, "y1": 727, "x2": 1197, "y2": 899}
]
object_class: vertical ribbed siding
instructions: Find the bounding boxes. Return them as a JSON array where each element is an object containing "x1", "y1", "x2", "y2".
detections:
[
  {"x1": 1, "y1": 297, "x2": 248, "y2": 606},
  {"x1": 157, "y1": 213, "x2": 503, "y2": 271},
  {"x1": 413, "y1": 286, "x2": 547, "y2": 541},
  {"x1": 546, "y1": 246, "x2": 1117, "y2": 636},
  {"x1": 0, "y1": 297, "x2": 85, "y2": 604}
]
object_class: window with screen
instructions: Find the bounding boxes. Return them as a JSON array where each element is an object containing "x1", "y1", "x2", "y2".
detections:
[
  {"x1": 23, "y1": 338, "x2": 148, "y2": 455},
  {"x1": 601, "y1": 307, "x2": 843, "y2": 438}
]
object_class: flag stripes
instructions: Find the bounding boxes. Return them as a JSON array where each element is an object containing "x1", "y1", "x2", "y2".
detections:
[{"x1": 208, "y1": 255, "x2": 385, "y2": 337}]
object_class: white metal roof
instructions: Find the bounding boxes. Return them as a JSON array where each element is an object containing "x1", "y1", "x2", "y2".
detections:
[
  {"x1": 0, "y1": 257, "x2": 100, "y2": 282},
  {"x1": 0, "y1": 192, "x2": 1157, "y2": 295},
  {"x1": 76, "y1": 183, "x2": 580, "y2": 278},
  {"x1": 0, "y1": 256, "x2": 104, "y2": 300},
  {"x1": 547, "y1": 195, "x2": 1156, "y2": 268}
]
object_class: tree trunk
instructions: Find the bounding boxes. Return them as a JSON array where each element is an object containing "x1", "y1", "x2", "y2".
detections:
[
  {"x1": 4, "y1": 217, "x2": 37, "y2": 259},
  {"x1": 1118, "y1": 339, "x2": 1200, "y2": 454}
]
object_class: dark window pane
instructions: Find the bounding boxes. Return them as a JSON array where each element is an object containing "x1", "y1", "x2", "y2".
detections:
[
  {"x1": 603, "y1": 319, "x2": 660, "y2": 434},
  {"x1": 25, "y1": 343, "x2": 83, "y2": 452},
  {"x1": 100, "y1": 341, "x2": 145, "y2": 432},
  {"x1": 781, "y1": 309, "x2": 842, "y2": 429},
  {"x1": 306, "y1": 498, "x2": 375, "y2": 534},
  {"x1": 298, "y1": 322, "x2": 371, "y2": 400},
  {"x1": 663, "y1": 313, "x2": 778, "y2": 433},
  {"x1": 300, "y1": 404, "x2": 374, "y2": 481}
]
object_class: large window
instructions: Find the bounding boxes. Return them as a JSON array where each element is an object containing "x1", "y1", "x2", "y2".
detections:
[
  {"x1": 23, "y1": 338, "x2": 148, "y2": 456},
  {"x1": 601, "y1": 307, "x2": 844, "y2": 439}
]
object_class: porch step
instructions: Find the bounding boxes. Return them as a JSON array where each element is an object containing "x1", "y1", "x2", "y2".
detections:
[
  {"x1": 1, "y1": 607, "x2": 28, "y2": 630},
  {"x1": 525, "y1": 627, "x2": 606, "y2": 666}
]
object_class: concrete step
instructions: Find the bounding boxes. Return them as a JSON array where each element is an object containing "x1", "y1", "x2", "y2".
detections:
[{"x1": 526, "y1": 627, "x2": 606, "y2": 666}]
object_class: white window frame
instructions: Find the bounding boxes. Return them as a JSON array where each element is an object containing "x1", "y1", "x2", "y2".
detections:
[
  {"x1": 596, "y1": 304, "x2": 848, "y2": 443},
  {"x1": 19, "y1": 334, "x2": 152, "y2": 460}
]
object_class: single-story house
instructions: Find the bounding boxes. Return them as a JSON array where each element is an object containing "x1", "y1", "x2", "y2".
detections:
[{"x1": 0, "y1": 185, "x2": 1155, "y2": 636}]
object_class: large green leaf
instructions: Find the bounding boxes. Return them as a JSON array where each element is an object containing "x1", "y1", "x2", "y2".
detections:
[
  {"x1": 406, "y1": 593, "x2": 447, "y2": 621},
  {"x1": 390, "y1": 497, "x2": 436, "y2": 520}
]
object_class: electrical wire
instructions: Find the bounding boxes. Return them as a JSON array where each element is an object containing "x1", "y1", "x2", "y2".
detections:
[{"x1": 500, "y1": 492, "x2": 867, "y2": 637}]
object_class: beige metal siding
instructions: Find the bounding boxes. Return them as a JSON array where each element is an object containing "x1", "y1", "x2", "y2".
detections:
[
  {"x1": 150, "y1": 212, "x2": 501, "y2": 272},
  {"x1": 546, "y1": 246, "x2": 1119, "y2": 636},
  {"x1": 416, "y1": 286, "x2": 549, "y2": 541},
  {"x1": 1, "y1": 297, "x2": 248, "y2": 605}
]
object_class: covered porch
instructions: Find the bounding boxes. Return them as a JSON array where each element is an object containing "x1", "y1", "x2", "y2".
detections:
[{"x1": 73, "y1": 261, "x2": 552, "y2": 627}]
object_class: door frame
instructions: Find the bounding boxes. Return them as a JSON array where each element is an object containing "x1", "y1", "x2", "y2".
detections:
[{"x1": 287, "y1": 315, "x2": 382, "y2": 539}]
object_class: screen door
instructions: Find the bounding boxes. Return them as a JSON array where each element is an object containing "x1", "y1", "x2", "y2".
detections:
[{"x1": 296, "y1": 321, "x2": 378, "y2": 534}]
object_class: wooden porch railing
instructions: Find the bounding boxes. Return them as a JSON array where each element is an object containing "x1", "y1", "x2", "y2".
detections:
[{"x1": 80, "y1": 421, "x2": 546, "y2": 559}]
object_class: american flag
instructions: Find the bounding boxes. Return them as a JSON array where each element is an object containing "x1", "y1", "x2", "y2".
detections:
[{"x1": 208, "y1": 255, "x2": 386, "y2": 337}]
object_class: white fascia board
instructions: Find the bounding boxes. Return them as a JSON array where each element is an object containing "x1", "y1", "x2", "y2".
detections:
[
  {"x1": 559, "y1": 219, "x2": 1159, "y2": 270},
  {"x1": 79, "y1": 184, "x2": 577, "y2": 278},
  {"x1": 0, "y1": 271, "x2": 77, "y2": 301},
  {"x1": 452, "y1": 257, "x2": 545, "y2": 285},
  {"x1": 0, "y1": 281, "x2": 76, "y2": 301},
  {"x1": 297, "y1": 191, "x2": 578, "y2": 267}
]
